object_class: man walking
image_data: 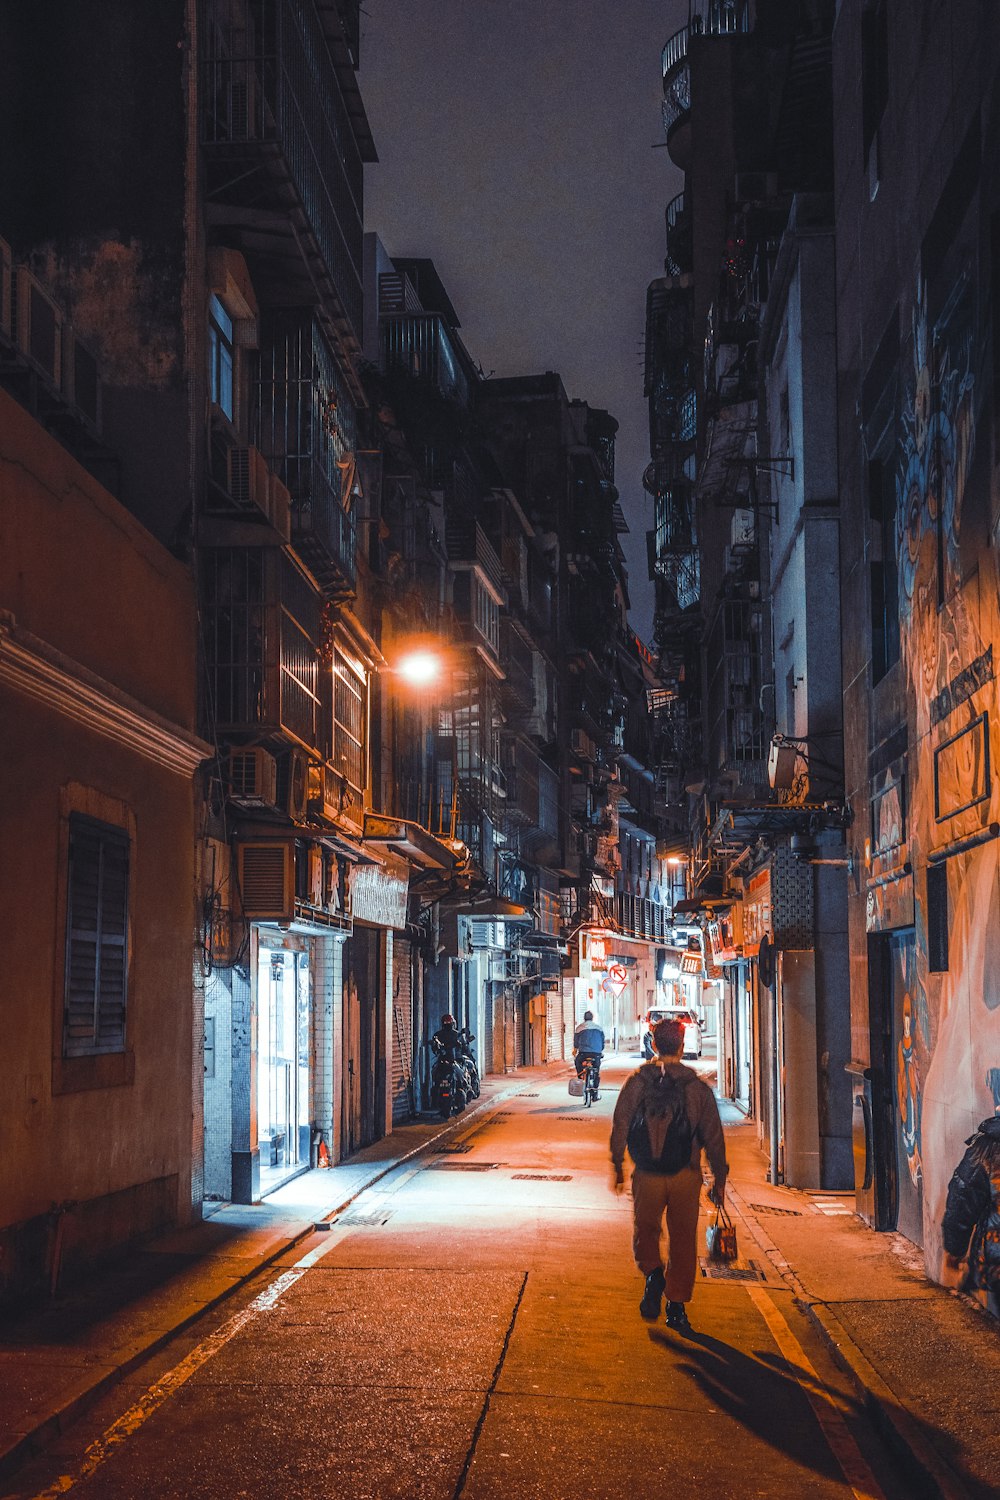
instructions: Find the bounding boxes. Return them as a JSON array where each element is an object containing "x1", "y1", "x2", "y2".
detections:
[{"x1": 610, "y1": 1016, "x2": 728, "y2": 1332}]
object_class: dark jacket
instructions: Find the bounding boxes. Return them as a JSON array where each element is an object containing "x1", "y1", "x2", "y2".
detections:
[
  {"x1": 432, "y1": 1024, "x2": 464, "y2": 1061},
  {"x1": 942, "y1": 1116, "x2": 1000, "y2": 1290},
  {"x1": 610, "y1": 1059, "x2": 727, "y2": 1186},
  {"x1": 573, "y1": 1023, "x2": 605, "y2": 1054}
]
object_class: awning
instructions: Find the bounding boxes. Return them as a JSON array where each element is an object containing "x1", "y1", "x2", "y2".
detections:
[
  {"x1": 672, "y1": 895, "x2": 732, "y2": 915},
  {"x1": 362, "y1": 813, "x2": 456, "y2": 872}
]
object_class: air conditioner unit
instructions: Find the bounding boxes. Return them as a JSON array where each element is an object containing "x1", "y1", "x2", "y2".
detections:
[
  {"x1": 237, "y1": 840, "x2": 294, "y2": 922},
  {"x1": 768, "y1": 740, "x2": 799, "y2": 790},
  {"x1": 307, "y1": 761, "x2": 342, "y2": 823},
  {"x1": 730, "y1": 508, "x2": 756, "y2": 552},
  {"x1": 0, "y1": 239, "x2": 11, "y2": 341},
  {"x1": 229, "y1": 747, "x2": 278, "y2": 807},
  {"x1": 570, "y1": 729, "x2": 595, "y2": 762},
  {"x1": 12, "y1": 267, "x2": 62, "y2": 387},
  {"x1": 224, "y1": 62, "x2": 258, "y2": 142},
  {"x1": 286, "y1": 748, "x2": 310, "y2": 822},
  {"x1": 61, "y1": 327, "x2": 102, "y2": 433},
  {"x1": 227, "y1": 446, "x2": 270, "y2": 515}
]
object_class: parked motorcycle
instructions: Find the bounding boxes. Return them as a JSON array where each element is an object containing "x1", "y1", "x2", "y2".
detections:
[
  {"x1": 429, "y1": 1035, "x2": 468, "y2": 1120},
  {"x1": 458, "y1": 1026, "x2": 481, "y2": 1099}
]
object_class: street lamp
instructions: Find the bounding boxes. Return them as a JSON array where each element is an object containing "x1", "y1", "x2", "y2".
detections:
[{"x1": 393, "y1": 647, "x2": 444, "y2": 689}]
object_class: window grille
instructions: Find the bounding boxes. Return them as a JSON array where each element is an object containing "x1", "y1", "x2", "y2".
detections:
[
  {"x1": 64, "y1": 816, "x2": 129, "y2": 1057},
  {"x1": 333, "y1": 647, "x2": 365, "y2": 793}
]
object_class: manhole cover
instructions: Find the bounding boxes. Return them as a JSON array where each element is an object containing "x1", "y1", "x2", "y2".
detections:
[
  {"x1": 699, "y1": 1259, "x2": 767, "y2": 1283},
  {"x1": 512, "y1": 1173, "x2": 573, "y2": 1182},
  {"x1": 748, "y1": 1203, "x2": 802, "y2": 1218},
  {"x1": 428, "y1": 1161, "x2": 499, "y2": 1171},
  {"x1": 340, "y1": 1211, "x2": 393, "y2": 1226},
  {"x1": 435, "y1": 1142, "x2": 473, "y2": 1154}
]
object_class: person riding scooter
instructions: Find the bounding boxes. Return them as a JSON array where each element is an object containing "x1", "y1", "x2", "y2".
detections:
[
  {"x1": 573, "y1": 1010, "x2": 606, "y2": 1091},
  {"x1": 429, "y1": 1014, "x2": 468, "y2": 1119}
]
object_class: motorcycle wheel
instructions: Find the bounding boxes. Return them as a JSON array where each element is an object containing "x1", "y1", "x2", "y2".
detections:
[
  {"x1": 438, "y1": 1098, "x2": 452, "y2": 1121},
  {"x1": 453, "y1": 1089, "x2": 468, "y2": 1115}
]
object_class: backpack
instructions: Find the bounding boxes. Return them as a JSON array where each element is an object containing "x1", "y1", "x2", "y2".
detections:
[{"x1": 627, "y1": 1068, "x2": 695, "y2": 1174}]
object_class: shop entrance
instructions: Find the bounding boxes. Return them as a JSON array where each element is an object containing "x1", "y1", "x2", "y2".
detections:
[{"x1": 256, "y1": 943, "x2": 311, "y2": 1195}]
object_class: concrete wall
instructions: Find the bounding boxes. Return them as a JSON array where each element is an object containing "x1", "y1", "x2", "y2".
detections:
[
  {"x1": 0, "y1": 393, "x2": 200, "y2": 1303},
  {"x1": 834, "y1": 0, "x2": 1000, "y2": 1281}
]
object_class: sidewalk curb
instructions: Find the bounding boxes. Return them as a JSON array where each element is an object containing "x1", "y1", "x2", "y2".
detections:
[
  {"x1": 729, "y1": 1186, "x2": 975, "y2": 1500},
  {"x1": 803, "y1": 1299, "x2": 973, "y2": 1500},
  {"x1": 0, "y1": 1082, "x2": 525, "y2": 1488}
]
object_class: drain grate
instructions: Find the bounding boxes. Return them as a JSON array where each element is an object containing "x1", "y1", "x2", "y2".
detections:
[
  {"x1": 699, "y1": 1258, "x2": 767, "y2": 1283},
  {"x1": 748, "y1": 1202, "x2": 802, "y2": 1218},
  {"x1": 340, "y1": 1211, "x2": 393, "y2": 1227},
  {"x1": 428, "y1": 1161, "x2": 499, "y2": 1171},
  {"x1": 512, "y1": 1173, "x2": 573, "y2": 1182},
  {"x1": 519, "y1": 1092, "x2": 541, "y2": 1097},
  {"x1": 490, "y1": 1111, "x2": 514, "y2": 1119},
  {"x1": 435, "y1": 1142, "x2": 473, "y2": 1154}
]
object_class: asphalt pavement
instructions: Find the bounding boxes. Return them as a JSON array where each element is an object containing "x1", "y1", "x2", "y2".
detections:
[{"x1": 0, "y1": 1054, "x2": 997, "y2": 1499}]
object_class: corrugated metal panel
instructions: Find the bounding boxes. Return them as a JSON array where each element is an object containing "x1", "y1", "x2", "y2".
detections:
[
  {"x1": 390, "y1": 939, "x2": 415, "y2": 1123},
  {"x1": 545, "y1": 984, "x2": 562, "y2": 1062}
]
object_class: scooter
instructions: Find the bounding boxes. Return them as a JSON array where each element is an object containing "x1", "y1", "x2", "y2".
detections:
[{"x1": 429, "y1": 1036, "x2": 468, "y2": 1120}]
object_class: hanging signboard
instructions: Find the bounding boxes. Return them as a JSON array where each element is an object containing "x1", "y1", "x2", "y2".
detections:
[
  {"x1": 742, "y1": 868, "x2": 772, "y2": 957},
  {"x1": 586, "y1": 933, "x2": 608, "y2": 970},
  {"x1": 708, "y1": 904, "x2": 742, "y2": 965},
  {"x1": 348, "y1": 858, "x2": 409, "y2": 929}
]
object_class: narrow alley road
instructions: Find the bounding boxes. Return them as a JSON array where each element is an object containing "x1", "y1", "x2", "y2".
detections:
[{"x1": 6, "y1": 1057, "x2": 909, "y2": 1500}]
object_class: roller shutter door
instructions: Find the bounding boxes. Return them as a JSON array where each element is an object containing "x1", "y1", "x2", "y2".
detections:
[
  {"x1": 545, "y1": 985, "x2": 563, "y2": 1062},
  {"x1": 391, "y1": 939, "x2": 416, "y2": 1124}
]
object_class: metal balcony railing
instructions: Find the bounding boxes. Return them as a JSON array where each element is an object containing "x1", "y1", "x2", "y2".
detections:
[
  {"x1": 445, "y1": 519, "x2": 505, "y2": 598},
  {"x1": 661, "y1": 3, "x2": 750, "y2": 138},
  {"x1": 380, "y1": 314, "x2": 469, "y2": 407},
  {"x1": 201, "y1": 547, "x2": 328, "y2": 754},
  {"x1": 665, "y1": 191, "x2": 692, "y2": 276},
  {"x1": 201, "y1": 0, "x2": 364, "y2": 337},
  {"x1": 256, "y1": 312, "x2": 357, "y2": 597}
]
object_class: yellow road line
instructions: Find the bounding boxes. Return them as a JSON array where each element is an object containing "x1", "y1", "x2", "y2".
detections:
[{"x1": 746, "y1": 1284, "x2": 886, "y2": 1500}]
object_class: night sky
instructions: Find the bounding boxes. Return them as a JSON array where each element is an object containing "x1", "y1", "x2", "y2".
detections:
[{"x1": 358, "y1": 0, "x2": 688, "y2": 643}]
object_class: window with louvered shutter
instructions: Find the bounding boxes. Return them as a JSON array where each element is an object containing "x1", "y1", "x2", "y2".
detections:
[{"x1": 63, "y1": 815, "x2": 129, "y2": 1057}]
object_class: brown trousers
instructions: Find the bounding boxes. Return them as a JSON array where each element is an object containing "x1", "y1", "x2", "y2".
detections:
[{"x1": 631, "y1": 1165, "x2": 704, "y2": 1302}]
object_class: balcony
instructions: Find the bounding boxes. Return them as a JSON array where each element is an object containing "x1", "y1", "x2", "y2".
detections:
[
  {"x1": 661, "y1": 3, "x2": 750, "y2": 169},
  {"x1": 200, "y1": 0, "x2": 367, "y2": 344},
  {"x1": 380, "y1": 313, "x2": 469, "y2": 407},
  {"x1": 664, "y1": 192, "x2": 693, "y2": 277},
  {"x1": 498, "y1": 617, "x2": 535, "y2": 718},
  {"x1": 201, "y1": 547, "x2": 328, "y2": 755},
  {"x1": 256, "y1": 311, "x2": 357, "y2": 598}
]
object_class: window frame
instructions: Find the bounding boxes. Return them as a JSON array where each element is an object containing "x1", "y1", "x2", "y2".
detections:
[
  {"x1": 209, "y1": 292, "x2": 236, "y2": 422},
  {"x1": 63, "y1": 814, "x2": 130, "y2": 1058},
  {"x1": 53, "y1": 788, "x2": 136, "y2": 1094}
]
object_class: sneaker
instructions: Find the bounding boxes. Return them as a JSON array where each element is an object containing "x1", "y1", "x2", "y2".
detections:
[
  {"x1": 665, "y1": 1301, "x2": 693, "y2": 1332},
  {"x1": 639, "y1": 1267, "x2": 665, "y2": 1321}
]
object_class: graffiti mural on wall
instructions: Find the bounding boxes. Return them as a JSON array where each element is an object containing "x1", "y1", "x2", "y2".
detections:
[{"x1": 893, "y1": 266, "x2": 1000, "y2": 1271}]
